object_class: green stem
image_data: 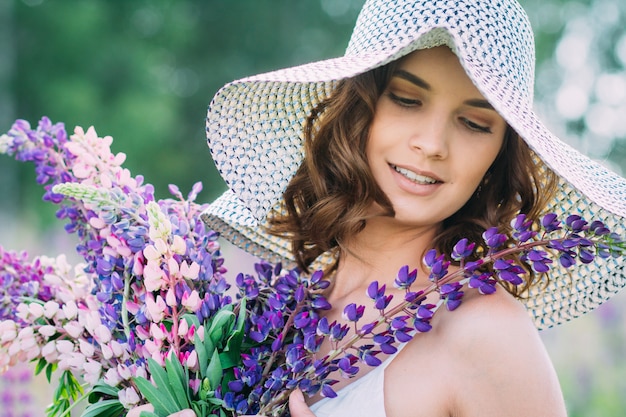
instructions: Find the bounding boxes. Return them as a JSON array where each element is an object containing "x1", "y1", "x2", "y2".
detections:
[
  {"x1": 122, "y1": 271, "x2": 131, "y2": 340},
  {"x1": 58, "y1": 384, "x2": 90, "y2": 417},
  {"x1": 262, "y1": 299, "x2": 306, "y2": 377}
]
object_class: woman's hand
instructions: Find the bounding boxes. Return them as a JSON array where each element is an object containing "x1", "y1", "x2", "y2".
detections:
[
  {"x1": 288, "y1": 389, "x2": 316, "y2": 417},
  {"x1": 126, "y1": 404, "x2": 196, "y2": 417}
]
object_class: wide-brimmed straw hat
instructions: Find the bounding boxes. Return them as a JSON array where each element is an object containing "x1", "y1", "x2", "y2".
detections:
[{"x1": 202, "y1": 0, "x2": 626, "y2": 329}]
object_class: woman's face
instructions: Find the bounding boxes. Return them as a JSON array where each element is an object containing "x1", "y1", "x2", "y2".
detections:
[{"x1": 366, "y1": 46, "x2": 507, "y2": 228}]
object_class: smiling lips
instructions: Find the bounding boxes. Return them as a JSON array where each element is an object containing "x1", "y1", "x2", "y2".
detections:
[{"x1": 390, "y1": 164, "x2": 441, "y2": 185}]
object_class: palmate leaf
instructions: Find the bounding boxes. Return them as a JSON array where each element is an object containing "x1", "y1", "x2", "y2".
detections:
[
  {"x1": 134, "y1": 358, "x2": 183, "y2": 416},
  {"x1": 134, "y1": 376, "x2": 178, "y2": 416},
  {"x1": 46, "y1": 370, "x2": 84, "y2": 417}
]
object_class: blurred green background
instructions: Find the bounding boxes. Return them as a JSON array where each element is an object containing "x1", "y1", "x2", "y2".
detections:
[{"x1": 1, "y1": 0, "x2": 626, "y2": 416}]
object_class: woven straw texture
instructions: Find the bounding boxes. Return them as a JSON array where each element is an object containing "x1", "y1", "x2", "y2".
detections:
[{"x1": 203, "y1": 0, "x2": 626, "y2": 330}]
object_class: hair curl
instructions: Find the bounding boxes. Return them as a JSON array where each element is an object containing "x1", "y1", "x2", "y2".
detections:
[{"x1": 268, "y1": 62, "x2": 558, "y2": 297}]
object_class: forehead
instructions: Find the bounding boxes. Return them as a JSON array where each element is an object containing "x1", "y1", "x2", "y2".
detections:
[{"x1": 394, "y1": 46, "x2": 486, "y2": 97}]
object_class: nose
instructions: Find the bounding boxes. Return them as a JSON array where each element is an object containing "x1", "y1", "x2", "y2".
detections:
[{"x1": 408, "y1": 111, "x2": 450, "y2": 159}]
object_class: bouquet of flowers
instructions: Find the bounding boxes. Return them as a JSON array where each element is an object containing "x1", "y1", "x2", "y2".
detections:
[{"x1": 0, "y1": 117, "x2": 623, "y2": 417}]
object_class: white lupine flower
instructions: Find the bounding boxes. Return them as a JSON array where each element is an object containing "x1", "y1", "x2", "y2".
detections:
[
  {"x1": 83, "y1": 360, "x2": 102, "y2": 385},
  {"x1": 133, "y1": 364, "x2": 147, "y2": 380},
  {"x1": 79, "y1": 339, "x2": 95, "y2": 358},
  {"x1": 59, "y1": 352, "x2": 85, "y2": 371},
  {"x1": 56, "y1": 340, "x2": 75, "y2": 354},
  {"x1": 143, "y1": 339, "x2": 160, "y2": 356},
  {"x1": 154, "y1": 238, "x2": 168, "y2": 255},
  {"x1": 178, "y1": 318, "x2": 189, "y2": 338},
  {"x1": 63, "y1": 321, "x2": 84, "y2": 339},
  {"x1": 144, "y1": 294, "x2": 166, "y2": 323},
  {"x1": 43, "y1": 301, "x2": 60, "y2": 319},
  {"x1": 0, "y1": 133, "x2": 13, "y2": 153},
  {"x1": 143, "y1": 244, "x2": 161, "y2": 261},
  {"x1": 38, "y1": 325, "x2": 57, "y2": 338},
  {"x1": 18, "y1": 327, "x2": 34, "y2": 339},
  {"x1": 168, "y1": 257, "x2": 180, "y2": 276},
  {"x1": 41, "y1": 341, "x2": 57, "y2": 361},
  {"x1": 62, "y1": 300, "x2": 78, "y2": 320},
  {"x1": 151, "y1": 350, "x2": 165, "y2": 366},
  {"x1": 180, "y1": 261, "x2": 200, "y2": 280},
  {"x1": 186, "y1": 350, "x2": 198, "y2": 370},
  {"x1": 165, "y1": 287, "x2": 177, "y2": 307},
  {"x1": 0, "y1": 320, "x2": 18, "y2": 342},
  {"x1": 24, "y1": 344, "x2": 41, "y2": 361},
  {"x1": 150, "y1": 323, "x2": 166, "y2": 341},
  {"x1": 28, "y1": 303, "x2": 45, "y2": 319},
  {"x1": 171, "y1": 235, "x2": 186, "y2": 255},
  {"x1": 117, "y1": 364, "x2": 132, "y2": 380},
  {"x1": 15, "y1": 304, "x2": 29, "y2": 321},
  {"x1": 69, "y1": 352, "x2": 86, "y2": 368},
  {"x1": 8, "y1": 341, "x2": 21, "y2": 356},
  {"x1": 103, "y1": 368, "x2": 122, "y2": 386},
  {"x1": 101, "y1": 343, "x2": 113, "y2": 360},
  {"x1": 119, "y1": 386, "x2": 140, "y2": 408},
  {"x1": 147, "y1": 201, "x2": 172, "y2": 241},
  {"x1": 181, "y1": 290, "x2": 202, "y2": 312},
  {"x1": 109, "y1": 340, "x2": 124, "y2": 358},
  {"x1": 143, "y1": 260, "x2": 166, "y2": 292}
]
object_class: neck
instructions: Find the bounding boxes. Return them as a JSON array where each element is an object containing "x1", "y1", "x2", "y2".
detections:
[{"x1": 331, "y1": 217, "x2": 440, "y2": 298}]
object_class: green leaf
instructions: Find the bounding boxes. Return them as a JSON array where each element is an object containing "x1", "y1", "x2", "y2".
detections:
[
  {"x1": 220, "y1": 299, "x2": 247, "y2": 369},
  {"x1": 81, "y1": 399, "x2": 125, "y2": 417},
  {"x1": 45, "y1": 362, "x2": 57, "y2": 383},
  {"x1": 87, "y1": 380, "x2": 120, "y2": 404},
  {"x1": 182, "y1": 313, "x2": 201, "y2": 330},
  {"x1": 194, "y1": 332, "x2": 210, "y2": 379},
  {"x1": 34, "y1": 357, "x2": 47, "y2": 375},
  {"x1": 207, "y1": 306, "x2": 235, "y2": 345},
  {"x1": 146, "y1": 358, "x2": 181, "y2": 409},
  {"x1": 206, "y1": 348, "x2": 223, "y2": 391},
  {"x1": 134, "y1": 376, "x2": 177, "y2": 416},
  {"x1": 139, "y1": 412, "x2": 161, "y2": 417},
  {"x1": 165, "y1": 355, "x2": 190, "y2": 409},
  {"x1": 191, "y1": 402, "x2": 207, "y2": 417}
]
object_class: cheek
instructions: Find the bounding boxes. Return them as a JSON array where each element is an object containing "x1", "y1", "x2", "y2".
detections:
[{"x1": 455, "y1": 141, "x2": 503, "y2": 191}]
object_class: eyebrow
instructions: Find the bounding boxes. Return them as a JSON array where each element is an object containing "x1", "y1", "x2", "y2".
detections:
[{"x1": 392, "y1": 69, "x2": 495, "y2": 110}]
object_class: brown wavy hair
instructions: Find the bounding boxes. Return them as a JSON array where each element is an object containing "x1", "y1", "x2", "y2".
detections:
[{"x1": 268, "y1": 62, "x2": 558, "y2": 297}]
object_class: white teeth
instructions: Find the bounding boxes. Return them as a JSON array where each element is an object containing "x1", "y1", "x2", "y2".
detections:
[{"x1": 393, "y1": 165, "x2": 438, "y2": 184}]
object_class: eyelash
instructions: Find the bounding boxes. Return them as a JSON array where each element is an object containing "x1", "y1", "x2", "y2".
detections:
[
  {"x1": 387, "y1": 92, "x2": 492, "y2": 134},
  {"x1": 387, "y1": 91, "x2": 421, "y2": 107},
  {"x1": 460, "y1": 117, "x2": 492, "y2": 134}
]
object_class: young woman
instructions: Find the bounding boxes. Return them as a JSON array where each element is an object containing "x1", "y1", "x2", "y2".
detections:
[{"x1": 199, "y1": 0, "x2": 626, "y2": 415}]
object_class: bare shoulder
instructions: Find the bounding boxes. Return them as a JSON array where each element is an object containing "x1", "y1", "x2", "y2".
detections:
[
  {"x1": 439, "y1": 287, "x2": 568, "y2": 417},
  {"x1": 384, "y1": 287, "x2": 567, "y2": 417}
]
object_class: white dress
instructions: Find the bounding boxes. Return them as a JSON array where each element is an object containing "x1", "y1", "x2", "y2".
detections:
[{"x1": 308, "y1": 342, "x2": 409, "y2": 417}]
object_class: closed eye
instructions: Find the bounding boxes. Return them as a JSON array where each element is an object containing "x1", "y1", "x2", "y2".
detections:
[
  {"x1": 460, "y1": 117, "x2": 492, "y2": 133},
  {"x1": 387, "y1": 91, "x2": 422, "y2": 107}
]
